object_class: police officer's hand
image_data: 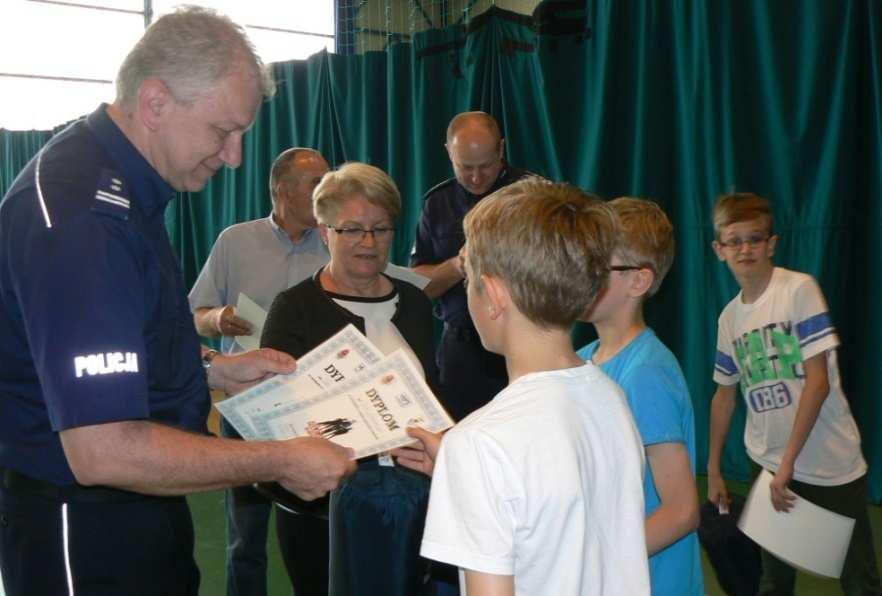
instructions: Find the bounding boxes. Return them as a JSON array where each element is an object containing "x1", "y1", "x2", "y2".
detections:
[
  {"x1": 208, "y1": 348, "x2": 297, "y2": 395},
  {"x1": 454, "y1": 246, "x2": 467, "y2": 279},
  {"x1": 278, "y1": 437, "x2": 357, "y2": 500},
  {"x1": 214, "y1": 305, "x2": 253, "y2": 337}
]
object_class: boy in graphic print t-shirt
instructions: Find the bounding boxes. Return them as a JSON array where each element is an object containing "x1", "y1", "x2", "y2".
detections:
[{"x1": 706, "y1": 192, "x2": 881, "y2": 594}]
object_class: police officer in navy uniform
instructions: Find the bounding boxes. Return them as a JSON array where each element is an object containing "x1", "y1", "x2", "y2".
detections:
[
  {"x1": 0, "y1": 7, "x2": 355, "y2": 595},
  {"x1": 411, "y1": 112, "x2": 530, "y2": 422}
]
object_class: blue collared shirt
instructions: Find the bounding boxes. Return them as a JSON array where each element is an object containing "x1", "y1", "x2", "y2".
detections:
[
  {"x1": 188, "y1": 216, "x2": 329, "y2": 353},
  {"x1": 0, "y1": 104, "x2": 209, "y2": 485}
]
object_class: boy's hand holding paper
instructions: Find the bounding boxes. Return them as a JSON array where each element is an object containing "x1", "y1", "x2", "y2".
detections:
[{"x1": 739, "y1": 469, "x2": 855, "y2": 579}]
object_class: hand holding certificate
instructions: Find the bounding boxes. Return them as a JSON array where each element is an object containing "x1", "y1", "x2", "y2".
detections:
[
  {"x1": 391, "y1": 426, "x2": 443, "y2": 476},
  {"x1": 216, "y1": 324, "x2": 385, "y2": 439},
  {"x1": 256, "y1": 349, "x2": 452, "y2": 458},
  {"x1": 216, "y1": 325, "x2": 454, "y2": 458},
  {"x1": 738, "y1": 469, "x2": 855, "y2": 578}
]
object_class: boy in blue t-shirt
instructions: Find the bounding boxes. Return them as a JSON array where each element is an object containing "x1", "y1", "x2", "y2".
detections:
[{"x1": 578, "y1": 197, "x2": 704, "y2": 595}]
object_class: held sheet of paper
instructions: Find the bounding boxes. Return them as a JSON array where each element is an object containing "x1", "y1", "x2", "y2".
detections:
[
  {"x1": 233, "y1": 292, "x2": 267, "y2": 352},
  {"x1": 216, "y1": 325, "x2": 454, "y2": 458},
  {"x1": 738, "y1": 469, "x2": 855, "y2": 579}
]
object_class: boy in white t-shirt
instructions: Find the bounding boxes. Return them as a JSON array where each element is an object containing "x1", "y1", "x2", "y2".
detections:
[
  {"x1": 707, "y1": 192, "x2": 881, "y2": 595},
  {"x1": 394, "y1": 179, "x2": 649, "y2": 596}
]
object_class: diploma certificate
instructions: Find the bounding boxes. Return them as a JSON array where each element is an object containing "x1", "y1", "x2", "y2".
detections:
[
  {"x1": 216, "y1": 325, "x2": 385, "y2": 439},
  {"x1": 253, "y1": 349, "x2": 454, "y2": 458}
]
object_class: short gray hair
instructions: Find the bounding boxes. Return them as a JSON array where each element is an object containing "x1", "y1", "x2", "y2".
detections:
[
  {"x1": 269, "y1": 148, "x2": 323, "y2": 202},
  {"x1": 115, "y1": 5, "x2": 275, "y2": 108}
]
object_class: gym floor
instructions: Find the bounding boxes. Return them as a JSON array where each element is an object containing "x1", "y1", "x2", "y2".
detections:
[
  {"x1": 186, "y1": 400, "x2": 882, "y2": 595},
  {"x1": 187, "y1": 477, "x2": 882, "y2": 596}
]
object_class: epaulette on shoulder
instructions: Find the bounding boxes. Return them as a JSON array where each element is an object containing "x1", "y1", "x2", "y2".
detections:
[
  {"x1": 423, "y1": 177, "x2": 456, "y2": 200},
  {"x1": 90, "y1": 169, "x2": 131, "y2": 221}
]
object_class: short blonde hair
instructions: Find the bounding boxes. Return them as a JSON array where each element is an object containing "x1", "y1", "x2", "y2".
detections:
[
  {"x1": 712, "y1": 192, "x2": 774, "y2": 239},
  {"x1": 313, "y1": 162, "x2": 401, "y2": 225},
  {"x1": 609, "y1": 197, "x2": 674, "y2": 296},
  {"x1": 464, "y1": 178, "x2": 616, "y2": 329}
]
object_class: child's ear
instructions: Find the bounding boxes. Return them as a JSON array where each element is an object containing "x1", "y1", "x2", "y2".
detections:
[
  {"x1": 766, "y1": 234, "x2": 778, "y2": 257},
  {"x1": 628, "y1": 268, "x2": 654, "y2": 298},
  {"x1": 481, "y1": 274, "x2": 509, "y2": 320},
  {"x1": 711, "y1": 240, "x2": 727, "y2": 262}
]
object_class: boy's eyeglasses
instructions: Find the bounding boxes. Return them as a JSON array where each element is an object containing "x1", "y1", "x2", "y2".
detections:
[
  {"x1": 609, "y1": 265, "x2": 642, "y2": 272},
  {"x1": 326, "y1": 225, "x2": 394, "y2": 242},
  {"x1": 717, "y1": 235, "x2": 770, "y2": 250},
  {"x1": 609, "y1": 264, "x2": 655, "y2": 273}
]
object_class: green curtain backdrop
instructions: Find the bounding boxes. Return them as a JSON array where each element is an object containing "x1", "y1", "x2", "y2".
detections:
[
  {"x1": 2, "y1": 1, "x2": 881, "y2": 499},
  {"x1": 0, "y1": 130, "x2": 52, "y2": 193}
]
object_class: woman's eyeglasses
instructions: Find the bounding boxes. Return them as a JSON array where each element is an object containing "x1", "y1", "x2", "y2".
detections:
[{"x1": 326, "y1": 225, "x2": 395, "y2": 242}]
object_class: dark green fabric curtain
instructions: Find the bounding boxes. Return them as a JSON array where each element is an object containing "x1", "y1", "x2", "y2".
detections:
[
  {"x1": 0, "y1": 129, "x2": 53, "y2": 193},
  {"x1": 2, "y1": 1, "x2": 881, "y2": 499},
  {"x1": 1, "y1": 118, "x2": 81, "y2": 190}
]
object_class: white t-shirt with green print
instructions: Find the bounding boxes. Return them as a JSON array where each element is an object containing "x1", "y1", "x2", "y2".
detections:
[{"x1": 714, "y1": 267, "x2": 866, "y2": 486}]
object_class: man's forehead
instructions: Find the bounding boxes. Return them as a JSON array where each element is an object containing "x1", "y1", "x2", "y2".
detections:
[
  {"x1": 451, "y1": 124, "x2": 499, "y2": 146},
  {"x1": 449, "y1": 137, "x2": 501, "y2": 163}
]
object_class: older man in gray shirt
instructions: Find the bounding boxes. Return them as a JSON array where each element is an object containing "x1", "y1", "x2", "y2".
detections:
[
  {"x1": 191, "y1": 148, "x2": 330, "y2": 354},
  {"x1": 189, "y1": 147, "x2": 330, "y2": 596}
]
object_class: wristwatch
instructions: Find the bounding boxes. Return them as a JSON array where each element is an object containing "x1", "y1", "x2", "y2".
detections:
[{"x1": 202, "y1": 349, "x2": 219, "y2": 370}]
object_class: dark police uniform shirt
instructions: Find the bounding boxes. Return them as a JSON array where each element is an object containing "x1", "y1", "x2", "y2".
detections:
[
  {"x1": 0, "y1": 104, "x2": 210, "y2": 487},
  {"x1": 410, "y1": 166, "x2": 529, "y2": 328}
]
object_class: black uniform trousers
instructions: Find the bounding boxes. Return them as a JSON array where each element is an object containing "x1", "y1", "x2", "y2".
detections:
[
  {"x1": 437, "y1": 323, "x2": 508, "y2": 422},
  {"x1": 0, "y1": 468, "x2": 199, "y2": 596},
  {"x1": 274, "y1": 507, "x2": 330, "y2": 596}
]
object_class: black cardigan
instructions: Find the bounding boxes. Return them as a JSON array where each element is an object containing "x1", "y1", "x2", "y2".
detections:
[
  {"x1": 261, "y1": 267, "x2": 439, "y2": 392},
  {"x1": 256, "y1": 268, "x2": 438, "y2": 513}
]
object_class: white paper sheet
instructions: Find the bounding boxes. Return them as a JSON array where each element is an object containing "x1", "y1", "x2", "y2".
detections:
[
  {"x1": 234, "y1": 293, "x2": 268, "y2": 352},
  {"x1": 216, "y1": 325, "x2": 385, "y2": 438},
  {"x1": 738, "y1": 469, "x2": 855, "y2": 578},
  {"x1": 253, "y1": 349, "x2": 454, "y2": 458},
  {"x1": 383, "y1": 263, "x2": 431, "y2": 290}
]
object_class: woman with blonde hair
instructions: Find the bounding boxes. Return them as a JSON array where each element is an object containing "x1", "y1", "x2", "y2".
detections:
[{"x1": 261, "y1": 162, "x2": 437, "y2": 596}]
